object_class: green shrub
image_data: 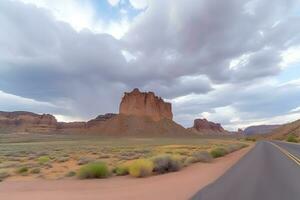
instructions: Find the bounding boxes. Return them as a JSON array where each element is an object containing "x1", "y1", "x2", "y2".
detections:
[
  {"x1": 78, "y1": 162, "x2": 110, "y2": 179},
  {"x1": 210, "y1": 148, "x2": 228, "y2": 158},
  {"x1": 30, "y1": 168, "x2": 40, "y2": 174},
  {"x1": 287, "y1": 134, "x2": 298, "y2": 143},
  {"x1": 37, "y1": 156, "x2": 50, "y2": 164},
  {"x1": 245, "y1": 137, "x2": 256, "y2": 142},
  {"x1": 225, "y1": 144, "x2": 247, "y2": 153},
  {"x1": 151, "y1": 155, "x2": 183, "y2": 174},
  {"x1": 128, "y1": 159, "x2": 153, "y2": 177},
  {"x1": 114, "y1": 162, "x2": 131, "y2": 176},
  {"x1": 191, "y1": 151, "x2": 213, "y2": 163},
  {"x1": 16, "y1": 166, "x2": 28, "y2": 174}
]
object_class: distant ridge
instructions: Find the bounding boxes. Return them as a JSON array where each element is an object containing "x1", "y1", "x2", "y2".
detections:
[
  {"x1": 243, "y1": 125, "x2": 281, "y2": 135},
  {"x1": 268, "y1": 119, "x2": 300, "y2": 139}
]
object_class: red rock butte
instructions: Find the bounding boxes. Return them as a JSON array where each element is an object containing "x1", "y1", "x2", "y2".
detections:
[
  {"x1": 119, "y1": 88, "x2": 173, "y2": 121},
  {"x1": 193, "y1": 118, "x2": 225, "y2": 132}
]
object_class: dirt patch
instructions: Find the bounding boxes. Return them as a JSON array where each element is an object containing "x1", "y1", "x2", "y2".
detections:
[{"x1": 0, "y1": 145, "x2": 252, "y2": 200}]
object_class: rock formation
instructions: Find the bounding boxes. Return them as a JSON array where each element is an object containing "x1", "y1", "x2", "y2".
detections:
[
  {"x1": 86, "y1": 113, "x2": 117, "y2": 128},
  {"x1": 0, "y1": 89, "x2": 189, "y2": 136},
  {"x1": 189, "y1": 118, "x2": 228, "y2": 135},
  {"x1": 0, "y1": 111, "x2": 57, "y2": 133},
  {"x1": 119, "y1": 88, "x2": 172, "y2": 121}
]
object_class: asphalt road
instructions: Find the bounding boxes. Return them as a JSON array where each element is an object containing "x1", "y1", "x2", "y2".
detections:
[{"x1": 191, "y1": 141, "x2": 300, "y2": 200}]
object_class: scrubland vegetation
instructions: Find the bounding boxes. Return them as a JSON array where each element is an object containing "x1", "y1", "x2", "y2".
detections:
[
  {"x1": 286, "y1": 134, "x2": 298, "y2": 143},
  {"x1": 0, "y1": 134, "x2": 249, "y2": 181}
]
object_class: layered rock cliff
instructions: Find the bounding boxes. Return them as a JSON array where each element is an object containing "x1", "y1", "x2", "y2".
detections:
[
  {"x1": 0, "y1": 111, "x2": 57, "y2": 133},
  {"x1": 119, "y1": 88, "x2": 172, "y2": 121},
  {"x1": 189, "y1": 118, "x2": 228, "y2": 135}
]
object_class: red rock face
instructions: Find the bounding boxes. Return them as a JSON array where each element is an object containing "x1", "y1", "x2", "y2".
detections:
[
  {"x1": 119, "y1": 88, "x2": 173, "y2": 121},
  {"x1": 0, "y1": 111, "x2": 57, "y2": 132},
  {"x1": 193, "y1": 118, "x2": 225, "y2": 132},
  {"x1": 86, "y1": 113, "x2": 117, "y2": 128}
]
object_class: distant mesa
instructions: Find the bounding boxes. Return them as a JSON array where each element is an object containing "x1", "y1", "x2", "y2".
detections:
[
  {"x1": 243, "y1": 125, "x2": 280, "y2": 135},
  {"x1": 0, "y1": 89, "x2": 188, "y2": 136},
  {"x1": 189, "y1": 118, "x2": 228, "y2": 135},
  {"x1": 119, "y1": 88, "x2": 173, "y2": 121},
  {"x1": 0, "y1": 111, "x2": 57, "y2": 133}
]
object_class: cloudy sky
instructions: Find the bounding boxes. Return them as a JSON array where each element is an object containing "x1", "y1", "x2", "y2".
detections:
[{"x1": 1, "y1": 0, "x2": 300, "y2": 130}]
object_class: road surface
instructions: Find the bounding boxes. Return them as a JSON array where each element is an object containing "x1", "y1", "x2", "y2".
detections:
[{"x1": 191, "y1": 141, "x2": 300, "y2": 200}]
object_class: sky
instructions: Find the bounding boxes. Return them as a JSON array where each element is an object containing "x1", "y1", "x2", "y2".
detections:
[{"x1": 1, "y1": 0, "x2": 300, "y2": 130}]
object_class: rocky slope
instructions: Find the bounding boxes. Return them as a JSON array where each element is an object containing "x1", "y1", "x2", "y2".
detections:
[
  {"x1": 189, "y1": 118, "x2": 228, "y2": 135},
  {"x1": 120, "y1": 88, "x2": 172, "y2": 121},
  {"x1": 243, "y1": 125, "x2": 280, "y2": 135},
  {"x1": 268, "y1": 119, "x2": 300, "y2": 139}
]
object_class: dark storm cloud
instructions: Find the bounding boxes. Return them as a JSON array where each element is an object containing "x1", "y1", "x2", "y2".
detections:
[
  {"x1": 0, "y1": 0, "x2": 300, "y2": 124},
  {"x1": 124, "y1": 0, "x2": 300, "y2": 83}
]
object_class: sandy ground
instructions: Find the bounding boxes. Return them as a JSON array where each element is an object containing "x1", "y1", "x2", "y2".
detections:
[{"x1": 0, "y1": 146, "x2": 252, "y2": 200}]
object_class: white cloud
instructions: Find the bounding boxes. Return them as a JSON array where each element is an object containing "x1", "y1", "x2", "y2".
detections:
[
  {"x1": 280, "y1": 46, "x2": 300, "y2": 68},
  {"x1": 229, "y1": 53, "x2": 252, "y2": 70},
  {"x1": 107, "y1": 0, "x2": 120, "y2": 7},
  {"x1": 13, "y1": 0, "x2": 131, "y2": 39},
  {"x1": 290, "y1": 106, "x2": 300, "y2": 113},
  {"x1": 0, "y1": 90, "x2": 58, "y2": 113},
  {"x1": 102, "y1": 18, "x2": 131, "y2": 39},
  {"x1": 15, "y1": 0, "x2": 95, "y2": 31},
  {"x1": 129, "y1": 0, "x2": 148, "y2": 9},
  {"x1": 122, "y1": 50, "x2": 137, "y2": 62}
]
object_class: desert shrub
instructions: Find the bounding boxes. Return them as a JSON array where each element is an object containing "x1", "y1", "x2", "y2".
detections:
[
  {"x1": 128, "y1": 159, "x2": 153, "y2": 177},
  {"x1": 183, "y1": 157, "x2": 196, "y2": 166},
  {"x1": 225, "y1": 144, "x2": 247, "y2": 153},
  {"x1": 245, "y1": 137, "x2": 256, "y2": 142},
  {"x1": 98, "y1": 154, "x2": 110, "y2": 159},
  {"x1": 36, "y1": 152, "x2": 48, "y2": 157},
  {"x1": 16, "y1": 166, "x2": 28, "y2": 174},
  {"x1": 151, "y1": 154, "x2": 183, "y2": 174},
  {"x1": 30, "y1": 168, "x2": 40, "y2": 174},
  {"x1": 78, "y1": 162, "x2": 110, "y2": 179},
  {"x1": 65, "y1": 171, "x2": 76, "y2": 177},
  {"x1": 0, "y1": 171, "x2": 10, "y2": 181},
  {"x1": 114, "y1": 162, "x2": 131, "y2": 176},
  {"x1": 210, "y1": 148, "x2": 228, "y2": 158},
  {"x1": 77, "y1": 157, "x2": 93, "y2": 165},
  {"x1": 37, "y1": 156, "x2": 50, "y2": 164},
  {"x1": 191, "y1": 151, "x2": 213, "y2": 163},
  {"x1": 7, "y1": 157, "x2": 23, "y2": 162},
  {"x1": 287, "y1": 134, "x2": 298, "y2": 143},
  {"x1": 56, "y1": 157, "x2": 69, "y2": 163}
]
